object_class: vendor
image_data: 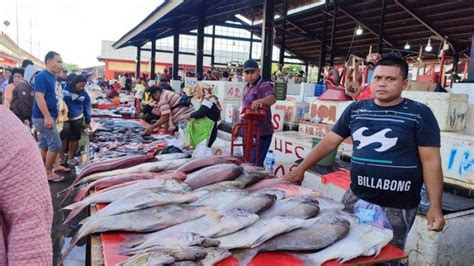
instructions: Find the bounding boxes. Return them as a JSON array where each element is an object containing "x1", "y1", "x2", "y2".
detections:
[
  {"x1": 179, "y1": 84, "x2": 222, "y2": 148},
  {"x1": 241, "y1": 59, "x2": 276, "y2": 166},
  {"x1": 144, "y1": 85, "x2": 193, "y2": 135},
  {"x1": 60, "y1": 74, "x2": 92, "y2": 167}
]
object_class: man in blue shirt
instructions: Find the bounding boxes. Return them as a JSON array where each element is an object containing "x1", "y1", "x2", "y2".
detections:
[
  {"x1": 32, "y1": 51, "x2": 64, "y2": 182},
  {"x1": 282, "y1": 54, "x2": 445, "y2": 249}
]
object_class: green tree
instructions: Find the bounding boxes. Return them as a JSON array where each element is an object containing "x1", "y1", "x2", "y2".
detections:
[{"x1": 62, "y1": 63, "x2": 79, "y2": 74}]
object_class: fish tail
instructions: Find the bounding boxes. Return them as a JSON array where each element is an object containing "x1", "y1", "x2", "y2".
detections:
[
  {"x1": 120, "y1": 234, "x2": 148, "y2": 249},
  {"x1": 73, "y1": 185, "x2": 90, "y2": 202},
  {"x1": 232, "y1": 248, "x2": 260, "y2": 266},
  {"x1": 58, "y1": 186, "x2": 77, "y2": 206},
  {"x1": 60, "y1": 225, "x2": 89, "y2": 263},
  {"x1": 287, "y1": 252, "x2": 323, "y2": 266},
  {"x1": 62, "y1": 202, "x2": 87, "y2": 224}
]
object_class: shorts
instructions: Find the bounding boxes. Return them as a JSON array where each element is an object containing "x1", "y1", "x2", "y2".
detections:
[
  {"x1": 32, "y1": 118, "x2": 62, "y2": 152},
  {"x1": 341, "y1": 189, "x2": 418, "y2": 249},
  {"x1": 60, "y1": 118, "x2": 83, "y2": 141}
]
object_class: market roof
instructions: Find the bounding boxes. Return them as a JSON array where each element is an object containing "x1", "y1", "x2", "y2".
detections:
[{"x1": 114, "y1": 0, "x2": 473, "y2": 65}]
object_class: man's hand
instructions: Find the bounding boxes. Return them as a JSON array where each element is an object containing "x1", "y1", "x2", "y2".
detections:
[
  {"x1": 44, "y1": 117, "x2": 53, "y2": 129},
  {"x1": 281, "y1": 168, "x2": 305, "y2": 184},
  {"x1": 427, "y1": 207, "x2": 445, "y2": 231},
  {"x1": 251, "y1": 100, "x2": 262, "y2": 110},
  {"x1": 85, "y1": 124, "x2": 92, "y2": 130},
  {"x1": 144, "y1": 126, "x2": 154, "y2": 135}
]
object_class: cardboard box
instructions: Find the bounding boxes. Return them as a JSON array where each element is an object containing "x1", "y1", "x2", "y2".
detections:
[
  {"x1": 274, "y1": 100, "x2": 310, "y2": 122},
  {"x1": 440, "y1": 131, "x2": 474, "y2": 186},
  {"x1": 406, "y1": 81, "x2": 437, "y2": 92},
  {"x1": 310, "y1": 99, "x2": 352, "y2": 125},
  {"x1": 402, "y1": 91, "x2": 469, "y2": 131},
  {"x1": 451, "y1": 82, "x2": 474, "y2": 104}
]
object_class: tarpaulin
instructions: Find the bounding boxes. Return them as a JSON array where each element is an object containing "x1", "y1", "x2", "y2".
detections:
[{"x1": 321, "y1": 169, "x2": 351, "y2": 190}]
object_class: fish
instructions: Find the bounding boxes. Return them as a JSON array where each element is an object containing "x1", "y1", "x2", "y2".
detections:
[
  {"x1": 171, "y1": 261, "x2": 202, "y2": 266},
  {"x1": 194, "y1": 181, "x2": 244, "y2": 193},
  {"x1": 155, "y1": 153, "x2": 191, "y2": 161},
  {"x1": 128, "y1": 209, "x2": 259, "y2": 249},
  {"x1": 184, "y1": 164, "x2": 243, "y2": 190},
  {"x1": 122, "y1": 232, "x2": 219, "y2": 255},
  {"x1": 233, "y1": 214, "x2": 351, "y2": 265},
  {"x1": 220, "y1": 193, "x2": 276, "y2": 213},
  {"x1": 118, "y1": 246, "x2": 208, "y2": 266},
  {"x1": 296, "y1": 223, "x2": 394, "y2": 265},
  {"x1": 255, "y1": 184, "x2": 321, "y2": 199},
  {"x1": 63, "y1": 179, "x2": 190, "y2": 224},
  {"x1": 78, "y1": 158, "x2": 191, "y2": 185},
  {"x1": 199, "y1": 247, "x2": 232, "y2": 266},
  {"x1": 81, "y1": 190, "x2": 197, "y2": 224},
  {"x1": 258, "y1": 196, "x2": 320, "y2": 219},
  {"x1": 214, "y1": 216, "x2": 305, "y2": 249},
  {"x1": 190, "y1": 189, "x2": 249, "y2": 208},
  {"x1": 61, "y1": 205, "x2": 213, "y2": 263},
  {"x1": 176, "y1": 155, "x2": 242, "y2": 174},
  {"x1": 72, "y1": 171, "x2": 187, "y2": 202},
  {"x1": 73, "y1": 154, "x2": 156, "y2": 184},
  {"x1": 314, "y1": 196, "x2": 345, "y2": 211},
  {"x1": 245, "y1": 178, "x2": 291, "y2": 192},
  {"x1": 234, "y1": 170, "x2": 269, "y2": 187}
]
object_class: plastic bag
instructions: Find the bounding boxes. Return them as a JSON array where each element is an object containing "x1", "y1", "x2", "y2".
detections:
[
  {"x1": 353, "y1": 199, "x2": 393, "y2": 231},
  {"x1": 177, "y1": 124, "x2": 190, "y2": 148},
  {"x1": 192, "y1": 140, "x2": 213, "y2": 158}
]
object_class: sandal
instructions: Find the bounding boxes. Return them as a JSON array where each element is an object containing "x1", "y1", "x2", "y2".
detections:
[
  {"x1": 47, "y1": 173, "x2": 65, "y2": 182},
  {"x1": 54, "y1": 165, "x2": 71, "y2": 173}
]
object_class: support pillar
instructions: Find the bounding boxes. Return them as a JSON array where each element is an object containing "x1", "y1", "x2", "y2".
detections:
[
  {"x1": 261, "y1": 0, "x2": 275, "y2": 81},
  {"x1": 196, "y1": 10, "x2": 205, "y2": 80},
  {"x1": 249, "y1": 31, "x2": 254, "y2": 59},
  {"x1": 172, "y1": 27, "x2": 180, "y2": 80},
  {"x1": 278, "y1": 0, "x2": 288, "y2": 71},
  {"x1": 136, "y1": 46, "x2": 141, "y2": 78},
  {"x1": 150, "y1": 39, "x2": 156, "y2": 80},
  {"x1": 305, "y1": 63, "x2": 309, "y2": 83},
  {"x1": 211, "y1": 25, "x2": 216, "y2": 67},
  {"x1": 468, "y1": 32, "x2": 474, "y2": 81},
  {"x1": 329, "y1": 0, "x2": 337, "y2": 67},
  {"x1": 317, "y1": 0, "x2": 329, "y2": 83},
  {"x1": 377, "y1": 0, "x2": 387, "y2": 54}
]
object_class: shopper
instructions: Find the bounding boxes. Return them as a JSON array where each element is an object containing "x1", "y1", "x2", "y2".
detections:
[
  {"x1": 60, "y1": 74, "x2": 92, "y2": 167},
  {"x1": 10, "y1": 65, "x2": 39, "y2": 126},
  {"x1": 32, "y1": 51, "x2": 65, "y2": 182},
  {"x1": 144, "y1": 84, "x2": 193, "y2": 135},
  {"x1": 0, "y1": 106, "x2": 53, "y2": 265},
  {"x1": 3, "y1": 67, "x2": 24, "y2": 109},
  {"x1": 1, "y1": 68, "x2": 11, "y2": 93},
  {"x1": 179, "y1": 84, "x2": 221, "y2": 148},
  {"x1": 282, "y1": 54, "x2": 445, "y2": 249},
  {"x1": 241, "y1": 59, "x2": 276, "y2": 166}
]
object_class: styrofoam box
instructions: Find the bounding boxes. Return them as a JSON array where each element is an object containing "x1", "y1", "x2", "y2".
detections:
[
  {"x1": 464, "y1": 104, "x2": 474, "y2": 134},
  {"x1": 451, "y1": 82, "x2": 474, "y2": 104},
  {"x1": 286, "y1": 83, "x2": 301, "y2": 95},
  {"x1": 200, "y1": 80, "x2": 245, "y2": 101},
  {"x1": 298, "y1": 120, "x2": 353, "y2": 153},
  {"x1": 273, "y1": 160, "x2": 300, "y2": 177},
  {"x1": 270, "y1": 105, "x2": 285, "y2": 132},
  {"x1": 310, "y1": 99, "x2": 352, "y2": 125},
  {"x1": 285, "y1": 94, "x2": 303, "y2": 102},
  {"x1": 440, "y1": 131, "x2": 473, "y2": 186},
  {"x1": 402, "y1": 91, "x2": 469, "y2": 131},
  {"x1": 270, "y1": 131, "x2": 314, "y2": 163},
  {"x1": 221, "y1": 100, "x2": 241, "y2": 124},
  {"x1": 274, "y1": 100, "x2": 310, "y2": 122}
]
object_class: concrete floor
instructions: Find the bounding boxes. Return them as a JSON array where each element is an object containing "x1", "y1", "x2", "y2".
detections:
[{"x1": 50, "y1": 170, "x2": 87, "y2": 266}]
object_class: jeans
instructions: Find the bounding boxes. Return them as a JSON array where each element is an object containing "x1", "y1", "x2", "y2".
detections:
[{"x1": 250, "y1": 134, "x2": 273, "y2": 166}]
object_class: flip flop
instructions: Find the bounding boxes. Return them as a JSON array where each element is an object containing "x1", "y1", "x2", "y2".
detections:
[
  {"x1": 48, "y1": 173, "x2": 65, "y2": 182},
  {"x1": 54, "y1": 166, "x2": 71, "y2": 173}
]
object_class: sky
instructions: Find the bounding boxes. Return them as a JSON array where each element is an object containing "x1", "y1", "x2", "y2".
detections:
[{"x1": 2, "y1": 0, "x2": 164, "y2": 68}]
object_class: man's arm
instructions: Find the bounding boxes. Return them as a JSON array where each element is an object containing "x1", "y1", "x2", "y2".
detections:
[
  {"x1": 144, "y1": 114, "x2": 170, "y2": 135},
  {"x1": 418, "y1": 146, "x2": 445, "y2": 231},
  {"x1": 252, "y1": 95, "x2": 276, "y2": 109},
  {"x1": 282, "y1": 131, "x2": 345, "y2": 183},
  {"x1": 35, "y1": 92, "x2": 53, "y2": 128}
]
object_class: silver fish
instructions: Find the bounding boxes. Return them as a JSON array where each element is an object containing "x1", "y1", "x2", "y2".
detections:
[
  {"x1": 200, "y1": 247, "x2": 232, "y2": 266},
  {"x1": 185, "y1": 164, "x2": 243, "y2": 190},
  {"x1": 221, "y1": 193, "x2": 276, "y2": 213},
  {"x1": 191, "y1": 189, "x2": 249, "y2": 208},
  {"x1": 296, "y1": 223, "x2": 393, "y2": 265},
  {"x1": 129, "y1": 209, "x2": 259, "y2": 249},
  {"x1": 119, "y1": 246, "x2": 207, "y2": 266},
  {"x1": 194, "y1": 181, "x2": 244, "y2": 193},
  {"x1": 234, "y1": 170, "x2": 268, "y2": 187},
  {"x1": 233, "y1": 215, "x2": 351, "y2": 265},
  {"x1": 215, "y1": 216, "x2": 305, "y2": 249},
  {"x1": 63, "y1": 179, "x2": 190, "y2": 224},
  {"x1": 259, "y1": 196, "x2": 320, "y2": 219}
]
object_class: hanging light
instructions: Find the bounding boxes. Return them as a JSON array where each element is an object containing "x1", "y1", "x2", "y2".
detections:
[
  {"x1": 425, "y1": 38, "x2": 433, "y2": 52},
  {"x1": 355, "y1": 25, "x2": 363, "y2": 35},
  {"x1": 404, "y1": 41, "x2": 410, "y2": 50}
]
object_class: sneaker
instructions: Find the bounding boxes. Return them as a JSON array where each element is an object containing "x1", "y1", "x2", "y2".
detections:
[{"x1": 68, "y1": 158, "x2": 80, "y2": 167}]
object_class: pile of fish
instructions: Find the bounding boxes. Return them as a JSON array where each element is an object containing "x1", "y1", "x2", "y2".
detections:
[
  {"x1": 88, "y1": 119, "x2": 171, "y2": 161},
  {"x1": 61, "y1": 154, "x2": 393, "y2": 265}
]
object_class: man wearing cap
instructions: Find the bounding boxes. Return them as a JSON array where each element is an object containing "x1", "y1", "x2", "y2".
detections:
[
  {"x1": 10, "y1": 64, "x2": 39, "y2": 126},
  {"x1": 242, "y1": 59, "x2": 277, "y2": 166}
]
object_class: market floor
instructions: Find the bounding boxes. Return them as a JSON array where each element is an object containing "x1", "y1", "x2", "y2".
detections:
[{"x1": 50, "y1": 170, "x2": 87, "y2": 266}]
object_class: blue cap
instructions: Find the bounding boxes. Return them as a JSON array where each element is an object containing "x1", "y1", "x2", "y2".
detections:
[
  {"x1": 81, "y1": 70, "x2": 92, "y2": 77},
  {"x1": 243, "y1": 59, "x2": 259, "y2": 72}
]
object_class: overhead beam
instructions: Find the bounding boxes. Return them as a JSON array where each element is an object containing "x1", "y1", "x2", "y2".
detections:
[
  {"x1": 394, "y1": 0, "x2": 456, "y2": 52},
  {"x1": 338, "y1": 6, "x2": 395, "y2": 47}
]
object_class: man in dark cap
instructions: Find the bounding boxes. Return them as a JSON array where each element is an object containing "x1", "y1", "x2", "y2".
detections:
[{"x1": 241, "y1": 59, "x2": 276, "y2": 166}]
